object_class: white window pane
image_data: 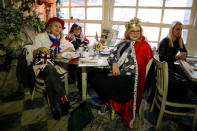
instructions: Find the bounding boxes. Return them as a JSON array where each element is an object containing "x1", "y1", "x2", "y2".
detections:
[
  {"x1": 71, "y1": 0, "x2": 85, "y2": 6},
  {"x1": 112, "y1": 25, "x2": 125, "y2": 39},
  {"x1": 87, "y1": 8, "x2": 102, "y2": 20},
  {"x1": 114, "y1": 0, "x2": 136, "y2": 6},
  {"x1": 71, "y1": 8, "x2": 85, "y2": 19},
  {"x1": 165, "y1": 0, "x2": 193, "y2": 7},
  {"x1": 138, "y1": 9, "x2": 161, "y2": 23},
  {"x1": 86, "y1": 24, "x2": 101, "y2": 36},
  {"x1": 63, "y1": 23, "x2": 68, "y2": 34},
  {"x1": 160, "y1": 28, "x2": 169, "y2": 41},
  {"x1": 143, "y1": 27, "x2": 159, "y2": 41},
  {"x1": 148, "y1": 42, "x2": 158, "y2": 49},
  {"x1": 113, "y1": 8, "x2": 135, "y2": 21},
  {"x1": 163, "y1": 9, "x2": 191, "y2": 25},
  {"x1": 86, "y1": 37, "x2": 96, "y2": 44},
  {"x1": 87, "y1": 0, "x2": 102, "y2": 6},
  {"x1": 56, "y1": 8, "x2": 69, "y2": 19},
  {"x1": 182, "y1": 29, "x2": 188, "y2": 44},
  {"x1": 139, "y1": 0, "x2": 163, "y2": 7},
  {"x1": 56, "y1": 0, "x2": 69, "y2": 6}
]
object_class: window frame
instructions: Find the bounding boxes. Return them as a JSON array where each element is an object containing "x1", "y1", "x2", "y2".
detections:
[{"x1": 54, "y1": 0, "x2": 196, "y2": 48}]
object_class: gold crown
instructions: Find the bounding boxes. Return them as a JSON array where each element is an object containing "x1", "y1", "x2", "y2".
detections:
[{"x1": 125, "y1": 17, "x2": 141, "y2": 30}]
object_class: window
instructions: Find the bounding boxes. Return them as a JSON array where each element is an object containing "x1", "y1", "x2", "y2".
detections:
[
  {"x1": 55, "y1": 0, "x2": 102, "y2": 43},
  {"x1": 111, "y1": 0, "x2": 194, "y2": 48},
  {"x1": 55, "y1": 0, "x2": 195, "y2": 48}
]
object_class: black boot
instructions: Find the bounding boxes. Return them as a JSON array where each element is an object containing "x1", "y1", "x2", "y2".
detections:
[
  {"x1": 51, "y1": 107, "x2": 61, "y2": 120},
  {"x1": 61, "y1": 101, "x2": 71, "y2": 115}
]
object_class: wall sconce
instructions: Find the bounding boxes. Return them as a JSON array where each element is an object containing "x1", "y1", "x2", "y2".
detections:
[{"x1": 36, "y1": 0, "x2": 56, "y2": 21}]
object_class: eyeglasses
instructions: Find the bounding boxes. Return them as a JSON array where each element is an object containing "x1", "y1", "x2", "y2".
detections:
[{"x1": 130, "y1": 30, "x2": 140, "y2": 34}]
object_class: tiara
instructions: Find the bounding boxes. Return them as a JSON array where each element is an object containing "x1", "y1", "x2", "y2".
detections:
[
  {"x1": 125, "y1": 17, "x2": 141, "y2": 30},
  {"x1": 70, "y1": 16, "x2": 82, "y2": 27}
]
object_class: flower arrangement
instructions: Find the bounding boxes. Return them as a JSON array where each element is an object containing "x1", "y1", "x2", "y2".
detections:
[{"x1": 0, "y1": 0, "x2": 45, "y2": 71}]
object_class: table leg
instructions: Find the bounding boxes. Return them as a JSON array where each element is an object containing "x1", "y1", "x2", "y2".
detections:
[
  {"x1": 82, "y1": 67, "x2": 87, "y2": 101},
  {"x1": 64, "y1": 73, "x2": 69, "y2": 96}
]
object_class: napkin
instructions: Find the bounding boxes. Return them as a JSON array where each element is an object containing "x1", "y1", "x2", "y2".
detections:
[{"x1": 62, "y1": 52, "x2": 80, "y2": 59}]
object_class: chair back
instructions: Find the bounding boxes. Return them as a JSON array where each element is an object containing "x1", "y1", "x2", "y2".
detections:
[
  {"x1": 151, "y1": 57, "x2": 197, "y2": 131},
  {"x1": 154, "y1": 58, "x2": 168, "y2": 109},
  {"x1": 146, "y1": 58, "x2": 153, "y2": 77}
]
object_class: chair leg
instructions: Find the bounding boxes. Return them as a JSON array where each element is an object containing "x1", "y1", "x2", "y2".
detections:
[
  {"x1": 31, "y1": 87, "x2": 35, "y2": 101},
  {"x1": 139, "y1": 102, "x2": 143, "y2": 121},
  {"x1": 64, "y1": 73, "x2": 69, "y2": 96},
  {"x1": 74, "y1": 71, "x2": 78, "y2": 87},
  {"x1": 111, "y1": 109, "x2": 115, "y2": 120},
  {"x1": 150, "y1": 98, "x2": 155, "y2": 112},
  {"x1": 192, "y1": 108, "x2": 197, "y2": 131},
  {"x1": 156, "y1": 109, "x2": 164, "y2": 130}
]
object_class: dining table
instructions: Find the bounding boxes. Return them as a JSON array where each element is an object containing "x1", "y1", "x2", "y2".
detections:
[
  {"x1": 56, "y1": 52, "x2": 110, "y2": 101},
  {"x1": 178, "y1": 56, "x2": 197, "y2": 82}
]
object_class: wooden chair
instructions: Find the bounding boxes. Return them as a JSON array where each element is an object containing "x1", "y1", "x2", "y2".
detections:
[
  {"x1": 150, "y1": 58, "x2": 197, "y2": 131},
  {"x1": 31, "y1": 71, "x2": 69, "y2": 100},
  {"x1": 17, "y1": 44, "x2": 69, "y2": 100}
]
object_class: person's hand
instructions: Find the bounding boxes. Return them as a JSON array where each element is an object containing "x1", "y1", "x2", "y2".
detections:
[
  {"x1": 64, "y1": 47, "x2": 74, "y2": 52},
  {"x1": 39, "y1": 47, "x2": 50, "y2": 54},
  {"x1": 175, "y1": 52, "x2": 186, "y2": 61},
  {"x1": 107, "y1": 70, "x2": 113, "y2": 76},
  {"x1": 80, "y1": 44, "x2": 85, "y2": 47},
  {"x1": 56, "y1": 53, "x2": 62, "y2": 57},
  {"x1": 112, "y1": 63, "x2": 120, "y2": 76}
]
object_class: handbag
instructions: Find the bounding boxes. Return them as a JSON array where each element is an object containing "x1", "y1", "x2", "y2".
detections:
[{"x1": 68, "y1": 101, "x2": 94, "y2": 131}]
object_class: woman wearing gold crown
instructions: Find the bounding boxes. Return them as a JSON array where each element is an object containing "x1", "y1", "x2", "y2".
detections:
[{"x1": 89, "y1": 17, "x2": 153, "y2": 129}]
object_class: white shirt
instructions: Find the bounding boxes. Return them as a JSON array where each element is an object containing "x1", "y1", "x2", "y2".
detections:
[
  {"x1": 32, "y1": 32, "x2": 74, "y2": 51},
  {"x1": 25, "y1": 32, "x2": 74, "y2": 65}
]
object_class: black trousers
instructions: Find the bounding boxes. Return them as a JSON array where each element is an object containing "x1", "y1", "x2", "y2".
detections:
[
  {"x1": 89, "y1": 69, "x2": 135, "y2": 103},
  {"x1": 168, "y1": 64, "x2": 188, "y2": 102},
  {"x1": 38, "y1": 64, "x2": 66, "y2": 107}
]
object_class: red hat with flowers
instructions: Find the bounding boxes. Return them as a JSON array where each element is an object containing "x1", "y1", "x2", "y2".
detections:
[{"x1": 45, "y1": 17, "x2": 65, "y2": 29}]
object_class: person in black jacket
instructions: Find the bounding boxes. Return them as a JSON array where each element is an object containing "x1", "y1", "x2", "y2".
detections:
[
  {"x1": 65, "y1": 23, "x2": 89, "y2": 50},
  {"x1": 158, "y1": 21, "x2": 188, "y2": 102}
]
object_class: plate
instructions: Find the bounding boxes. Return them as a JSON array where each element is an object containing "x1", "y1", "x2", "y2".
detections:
[{"x1": 100, "y1": 51, "x2": 110, "y2": 55}]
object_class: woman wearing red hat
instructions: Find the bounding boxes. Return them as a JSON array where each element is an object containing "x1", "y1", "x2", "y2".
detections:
[{"x1": 31, "y1": 17, "x2": 74, "y2": 120}]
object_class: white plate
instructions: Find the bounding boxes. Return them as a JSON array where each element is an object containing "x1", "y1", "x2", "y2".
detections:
[{"x1": 100, "y1": 51, "x2": 110, "y2": 55}]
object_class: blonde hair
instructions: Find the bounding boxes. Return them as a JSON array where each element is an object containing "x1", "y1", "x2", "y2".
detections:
[
  {"x1": 46, "y1": 21, "x2": 64, "y2": 39},
  {"x1": 168, "y1": 21, "x2": 183, "y2": 48}
]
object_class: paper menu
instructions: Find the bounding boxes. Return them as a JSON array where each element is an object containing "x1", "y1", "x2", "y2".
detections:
[{"x1": 78, "y1": 57, "x2": 109, "y2": 67}]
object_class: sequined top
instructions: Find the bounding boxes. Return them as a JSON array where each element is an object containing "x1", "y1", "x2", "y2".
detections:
[{"x1": 107, "y1": 40, "x2": 136, "y2": 76}]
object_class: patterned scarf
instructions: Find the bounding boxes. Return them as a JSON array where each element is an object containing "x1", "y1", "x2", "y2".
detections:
[{"x1": 49, "y1": 35, "x2": 61, "y2": 57}]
